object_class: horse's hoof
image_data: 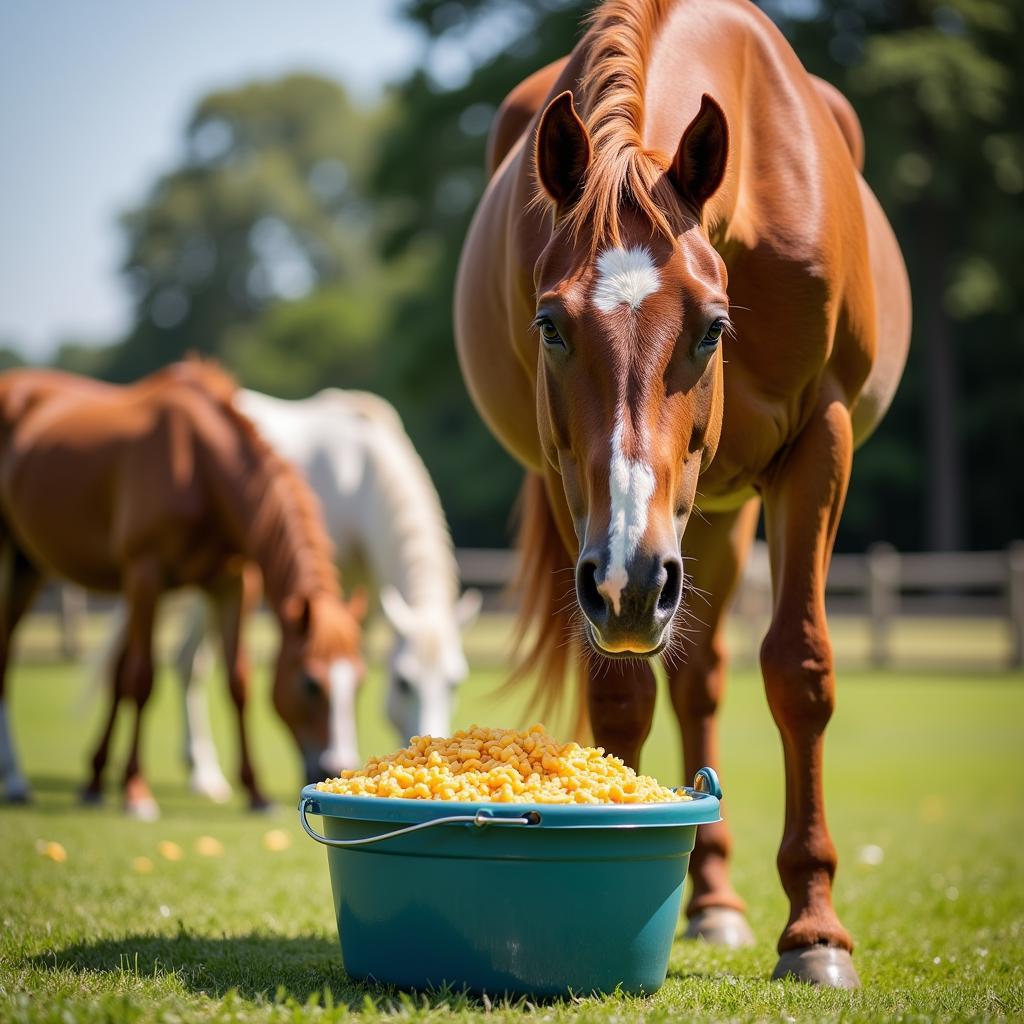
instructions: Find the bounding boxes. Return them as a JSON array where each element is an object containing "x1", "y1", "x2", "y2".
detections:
[
  {"x1": 684, "y1": 907, "x2": 755, "y2": 948},
  {"x1": 772, "y1": 946, "x2": 860, "y2": 988},
  {"x1": 79, "y1": 786, "x2": 104, "y2": 807},
  {"x1": 190, "y1": 772, "x2": 233, "y2": 804},
  {"x1": 124, "y1": 796, "x2": 160, "y2": 822},
  {"x1": 248, "y1": 795, "x2": 275, "y2": 814}
]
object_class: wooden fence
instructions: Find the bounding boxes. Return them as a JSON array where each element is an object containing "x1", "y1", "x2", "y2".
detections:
[
  {"x1": 30, "y1": 542, "x2": 1024, "y2": 669},
  {"x1": 456, "y1": 542, "x2": 1024, "y2": 669}
]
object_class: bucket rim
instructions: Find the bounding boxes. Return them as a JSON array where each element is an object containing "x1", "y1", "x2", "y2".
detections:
[{"x1": 299, "y1": 783, "x2": 721, "y2": 829}]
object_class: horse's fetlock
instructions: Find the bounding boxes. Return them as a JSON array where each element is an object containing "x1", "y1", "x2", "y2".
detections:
[{"x1": 777, "y1": 832, "x2": 838, "y2": 883}]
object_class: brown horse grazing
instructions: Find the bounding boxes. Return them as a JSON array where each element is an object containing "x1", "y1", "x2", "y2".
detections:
[
  {"x1": 456, "y1": 0, "x2": 910, "y2": 987},
  {"x1": 0, "y1": 361, "x2": 366, "y2": 819}
]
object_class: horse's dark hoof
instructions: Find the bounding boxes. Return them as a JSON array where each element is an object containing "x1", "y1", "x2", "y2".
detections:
[
  {"x1": 79, "y1": 786, "x2": 104, "y2": 807},
  {"x1": 772, "y1": 946, "x2": 860, "y2": 988},
  {"x1": 684, "y1": 907, "x2": 755, "y2": 948},
  {"x1": 249, "y1": 796, "x2": 275, "y2": 814},
  {"x1": 5, "y1": 788, "x2": 32, "y2": 805}
]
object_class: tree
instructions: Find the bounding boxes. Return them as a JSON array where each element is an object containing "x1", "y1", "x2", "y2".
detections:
[{"x1": 103, "y1": 73, "x2": 384, "y2": 383}]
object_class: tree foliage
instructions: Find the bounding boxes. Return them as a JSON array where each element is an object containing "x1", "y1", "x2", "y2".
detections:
[{"x1": 96, "y1": 73, "x2": 388, "y2": 388}]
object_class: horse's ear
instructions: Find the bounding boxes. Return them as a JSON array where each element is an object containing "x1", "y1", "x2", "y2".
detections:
[
  {"x1": 380, "y1": 585, "x2": 415, "y2": 635},
  {"x1": 669, "y1": 94, "x2": 729, "y2": 211},
  {"x1": 535, "y1": 90, "x2": 591, "y2": 208}
]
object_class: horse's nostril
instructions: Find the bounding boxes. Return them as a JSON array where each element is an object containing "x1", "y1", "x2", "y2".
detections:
[
  {"x1": 658, "y1": 558, "x2": 682, "y2": 614},
  {"x1": 576, "y1": 558, "x2": 606, "y2": 622}
]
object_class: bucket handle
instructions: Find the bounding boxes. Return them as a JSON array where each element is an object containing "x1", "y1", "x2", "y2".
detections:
[
  {"x1": 690, "y1": 766, "x2": 722, "y2": 800},
  {"x1": 299, "y1": 797, "x2": 542, "y2": 848}
]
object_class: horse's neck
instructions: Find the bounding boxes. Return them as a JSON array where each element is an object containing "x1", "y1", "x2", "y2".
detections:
[{"x1": 339, "y1": 423, "x2": 459, "y2": 614}]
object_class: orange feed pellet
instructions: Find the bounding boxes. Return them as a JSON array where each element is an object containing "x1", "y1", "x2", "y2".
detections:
[{"x1": 316, "y1": 724, "x2": 688, "y2": 805}]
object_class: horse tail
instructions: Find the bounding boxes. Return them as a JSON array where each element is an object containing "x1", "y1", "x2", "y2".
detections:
[
  {"x1": 505, "y1": 473, "x2": 587, "y2": 738},
  {"x1": 810, "y1": 75, "x2": 865, "y2": 172}
]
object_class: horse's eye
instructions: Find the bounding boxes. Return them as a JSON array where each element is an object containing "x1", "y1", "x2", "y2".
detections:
[
  {"x1": 698, "y1": 319, "x2": 726, "y2": 352},
  {"x1": 395, "y1": 675, "x2": 414, "y2": 696},
  {"x1": 303, "y1": 674, "x2": 321, "y2": 698},
  {"x1": 537, "y1": 317, "x2": 565, "y2": 349}
]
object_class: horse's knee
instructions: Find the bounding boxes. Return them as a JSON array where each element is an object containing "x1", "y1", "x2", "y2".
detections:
[
  {"x1": 670, "y1": 641, "x2": 726, "y2": 720},
  {"x1": 760, "y1": 625, "x2": 835, "y2": 733},
  {"x1": 121, "y1": 649, "x2": 155, "y2": 705}
]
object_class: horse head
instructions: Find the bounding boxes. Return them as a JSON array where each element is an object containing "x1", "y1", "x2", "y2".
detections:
[
  {"x1": 379, "y1": 586, "x2": 481, "y2": 742},
  {"x1": 531, "y1": 90, "x2": 730, "y2": 657},
  {"x1": 272, "y1": 588, "x2": 368, "y2": 784}
]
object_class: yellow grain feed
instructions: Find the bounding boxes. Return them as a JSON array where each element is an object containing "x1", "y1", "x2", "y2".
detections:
[{"x1": 317, "y1": 724, "x2": 688, "y2": 805}]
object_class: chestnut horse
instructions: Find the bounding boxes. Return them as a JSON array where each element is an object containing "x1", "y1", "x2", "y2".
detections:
[
  {"x1": 0, "y1": 362, "x2": 366, "y2": 818},
  {"x1": 455, "y1": 0, "x2": 910, "y2": 987}
]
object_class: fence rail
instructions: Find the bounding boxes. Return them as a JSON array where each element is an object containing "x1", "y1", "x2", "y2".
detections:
[
  {"x1": 29, "y1": 542, "x2": 1024, "y2": 669},
  {"x1": 455, "y1": 542, "x2": 1024, "y2": 669}
]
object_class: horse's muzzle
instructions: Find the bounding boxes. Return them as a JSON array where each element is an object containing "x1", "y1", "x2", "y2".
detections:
[{"x1": 575, "y1": 548, "x2": 682, "y2": 656}]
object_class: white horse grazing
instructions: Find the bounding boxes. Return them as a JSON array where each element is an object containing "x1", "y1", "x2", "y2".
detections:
[{"x1": 105, "y1": 388, "x2": 480, "y2": 800}]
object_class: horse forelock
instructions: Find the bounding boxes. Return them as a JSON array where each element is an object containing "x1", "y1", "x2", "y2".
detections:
[{"x1": 533, "y1": 0, "x2": 685, "y2": 255}]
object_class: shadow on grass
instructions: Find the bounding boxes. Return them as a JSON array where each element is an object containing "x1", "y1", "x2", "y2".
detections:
[
  {"x1": 28, "y1": 932, "x2": 559, "y2": 1010},
  {"x1": 30, "y1": 931, "x2": 361, "y2": 1005}
]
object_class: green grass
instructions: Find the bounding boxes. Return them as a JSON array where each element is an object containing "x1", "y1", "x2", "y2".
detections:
[{"x1": 2, "y1": 618, "x2": 1023, "y2": 1023}]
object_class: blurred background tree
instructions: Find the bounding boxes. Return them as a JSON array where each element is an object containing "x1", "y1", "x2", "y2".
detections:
[
  {"x1": 76, "y1": 73, "x2": 408, "y2": 393},
  {"x1": 41, "y1": 1, "x2": 1022, "y2": 552}
]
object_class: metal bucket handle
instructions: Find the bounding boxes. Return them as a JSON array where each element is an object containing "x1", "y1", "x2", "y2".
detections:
[
  {"x1": 299, "y1": 800, "x2": 542, "y2": 848},
  {"x1": 299, "y1": 767, "x2": 721, "y2": 848}
]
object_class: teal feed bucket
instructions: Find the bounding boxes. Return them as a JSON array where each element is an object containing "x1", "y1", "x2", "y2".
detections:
[{"x1": 299, "y1": 767, "x2": 722, "y2": 997}]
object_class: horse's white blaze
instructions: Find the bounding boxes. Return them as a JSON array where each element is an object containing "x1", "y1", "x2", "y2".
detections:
[
  {"x1": 325, "y1": 660, "x2": 360, "y2": 772},
  {"x1": 592, "y1": 246, "x2": 660, "y2": 314},
  {"x1": 0, "y1": 699, "x2": 29, "y2": 800},
  {"x1": 599, "y1": 414, "x2": 656, "y2": 616}
]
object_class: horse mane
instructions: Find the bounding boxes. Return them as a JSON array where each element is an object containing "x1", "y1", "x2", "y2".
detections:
[
  {"x1": 333, "y1": 390, "x2": 461, "y2": 610},
  {"x1": 174, "y1": 360, "x2": 343, "y2": 615},
  {"x1": 535, "y1": 0, "x2": 685, "y2": 252}
]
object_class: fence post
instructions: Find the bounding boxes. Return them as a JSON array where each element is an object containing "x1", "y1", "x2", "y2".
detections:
[
  {"x1": 1010, "y1": 541, "x2": 1024, "y2": 669},
  {"x1": 867, "y1": 543, "x2": 900, "y2": 668}
]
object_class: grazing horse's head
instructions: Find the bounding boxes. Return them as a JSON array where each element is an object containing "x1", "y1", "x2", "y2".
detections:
[
  {"x1": 379, "y1": 586, "x2": 481, "y2": 742},
  {"x1": 272, "y1": 590, "x2": 368, "y2": 784},
  {"x1": 531, "y1": 91, "x2": 730, "y2": 657}
]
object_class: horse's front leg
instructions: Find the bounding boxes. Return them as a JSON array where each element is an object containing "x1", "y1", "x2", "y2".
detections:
[
  {"x1": 586, "y1": 655, "x2": 656, "y2": 771},
  {"x1": 760, "y1": 393, "x2": 858, "y2": 988},
  {"x1": 212, "y1": 564, "x2": 269, "y2": 811}
]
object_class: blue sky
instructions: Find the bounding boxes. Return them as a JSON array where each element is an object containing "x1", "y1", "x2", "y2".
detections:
[{"x1": 0, "y1": 1, "x2": 422, "y2": 359}]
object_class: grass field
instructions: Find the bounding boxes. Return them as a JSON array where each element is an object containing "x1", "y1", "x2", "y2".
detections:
[{"x1": 2, "y1": 616, "x2": 1023, "y2": 1023}]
